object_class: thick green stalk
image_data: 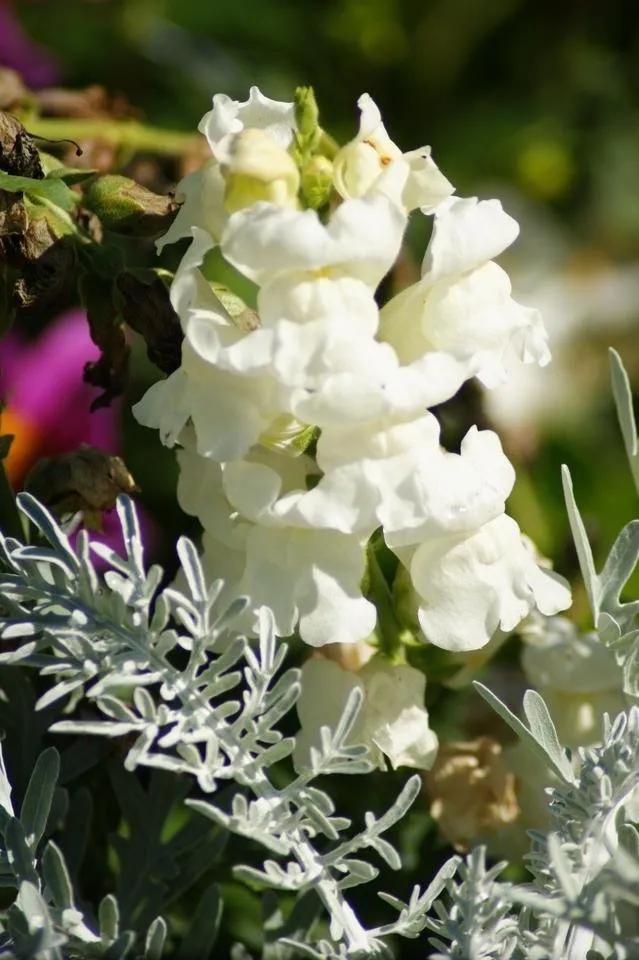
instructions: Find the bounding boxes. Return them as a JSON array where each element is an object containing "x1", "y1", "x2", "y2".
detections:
[{"x1": 25, "y1": 117, "x2": 198, "y2": 158}]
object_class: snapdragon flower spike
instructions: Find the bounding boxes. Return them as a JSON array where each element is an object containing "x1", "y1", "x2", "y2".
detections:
[{"x1": 134, "y1": 84, "x2": 567, "y2": 655}]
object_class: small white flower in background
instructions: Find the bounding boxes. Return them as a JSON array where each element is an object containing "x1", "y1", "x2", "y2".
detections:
[
  {"x1": 399, "y1": 515, "x2": 571, "y2": 652},
  {"x1": 379, "y1": 196, "x2": 551, "y2": 388},
  {"x1": 294, "y1": 655, "x2": 439, "y2": 772},
  {"x1": 333, "y1": 93, "x2": 454, "y2": 212},
  {"x1": 521, "y1": 616, "x2": 627, "y2": 747}
]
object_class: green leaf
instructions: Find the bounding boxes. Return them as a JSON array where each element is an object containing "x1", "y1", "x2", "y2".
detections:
[
  {"x1": 20, "y1": 747, "x2": 60, "y2": 850},
  {"x1": 522, "y1": 690, "x2": 574, "y2": 782},
  {"x1": 562, "y1": 464, "x2": 600, "y2": 618},
  {"x1": 144, "y1": 916, "x2": 167, "y2": 960},
  {"x1": 0, "y1": 170, "x2": 77, "y2": 211},
  {"x1": 0, "y1": 453, "x2": 25, "y2": 541},
  {"x1": 547, "y1": 832, "x2": 579, "y2": 902},
  {"x1": 176, "y1": 884, "x2": 222, "y2": 960},
  {"x1": 474, "y1": 682, "x2": 576, "y2": 785},
  {"x1": 47, "y1": 166, "x2": 99, "y2": 186},
  {"x1": 99, "y1": 893, "x2": 120, "y2": 940},
  {"x1": 599, "y1": 520, "x2": 639, "y2": 621},
  {"x1": 610, "y1": 348, "x2": 639, "y2": 495},
  {"x1": 0, "y1": 434, "x2": 13, "y2": 460},
  {"x1": 42, "y1": 841, "x2": 74, "y2": 910},
  {"x1": 5, "y1": 818, "x2": 39, "y2": 885}
]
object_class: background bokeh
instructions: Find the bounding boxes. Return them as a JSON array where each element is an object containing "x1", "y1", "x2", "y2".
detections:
[{"x1": 3, "y1": 0, "x2": 639, "y2": 954}]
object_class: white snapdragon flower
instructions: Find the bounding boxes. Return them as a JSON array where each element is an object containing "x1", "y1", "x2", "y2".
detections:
[
  {"x1": 159, "y1": 86, "x2": 296, "y2": 253},
  {"x1": 199, "y1": 86, "x2": 296, "y2": 153},
  {"x1": 521, "y1": 617, "x2": 626, "y2": 747},
  {"x1": 379, "y1": 196, "x2": 551, "y2": 388},
  {"x1": 293, "y1": 656, "x2": 439, "y2": 772},
  {"x1": 207, "y1": 184, "x2": 470, "y2": 419},
  {"x1": 295, "y1": 415, "x2": 515, "y2": 540},
  {"x1": 202, "y1": 192, "x2": 405, "y2": 391},
  {"x1": 397, "y1": 515, "x2": 571, "y2": 652},
  {"x1": 177, "y1": 442, "x2": 376, "y2": 647},
  {"x1": 221, "y1": 187, "x2": 407, "y2": 294},
  {"x1": 221, "y1": 455, "x2": 376, "y2": 646},
  {"x1": 133, "y1": 230, "x2": 290, "y2": 462},
  {"x1": 133, "y1": 338, "x2": 283, "y2": 462},
  {"x1": 333, "y1": 93, "x2": 454, "y2": 212}
]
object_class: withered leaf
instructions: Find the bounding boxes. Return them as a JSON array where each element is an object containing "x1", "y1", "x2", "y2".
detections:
[
  {"x1": 24, "y1": 444, "x2": 139, "y2": 531},
  {"x1": 117, "y1": 269, "x2": 183, "y2": 374},
  {"x1": 0, "y1": 112, "x2": 43, "y2": 179},
  {"x1": 79, "y1": 273, "x2": 130, "y2": 410}
]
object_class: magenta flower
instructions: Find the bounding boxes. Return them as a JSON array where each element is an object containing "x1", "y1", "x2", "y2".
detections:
[
  {"x1": 0, "y1": 310, "x2": 153, "y2": 559},
  {"x1": 0, "y1": 1, "x2": 59, "y2": 87}
]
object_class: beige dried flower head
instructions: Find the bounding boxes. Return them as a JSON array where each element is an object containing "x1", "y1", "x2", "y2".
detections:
[{"x1": 424, "y1": 736, "x2": 519, "y2": 851}]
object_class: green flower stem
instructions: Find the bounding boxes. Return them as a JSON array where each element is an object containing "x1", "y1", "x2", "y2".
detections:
[
  {"x1": 25, "y1": 117, "x2": 198, "y2": 158},
  {"x1": 366, "y1": 541, "x2": 402, "y2": 661}
]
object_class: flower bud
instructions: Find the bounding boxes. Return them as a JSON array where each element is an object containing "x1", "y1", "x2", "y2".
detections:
[
  {"x1": 82, "y1": 174, "x2": 178, "y2": 236},
  {"x1": 24, "y1": 444, "x2": 139, "y2": 530},
  {"x1": 294, "y1": 86, "x2": 320, "y2": 142},
  {"x1": 299, "y1": 154, "x2": 333, "y2": 210},
  {"x1": 219, "y1": 129, "x2": 300, "y2": 213}
]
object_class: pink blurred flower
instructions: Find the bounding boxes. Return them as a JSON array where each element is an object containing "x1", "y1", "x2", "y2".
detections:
[
  {"x1": 0, "y1": 0, "x2": 59, "y2": 87},
  {"x1": 0, "y1": 310, "x2": 153, "y2": 560}
]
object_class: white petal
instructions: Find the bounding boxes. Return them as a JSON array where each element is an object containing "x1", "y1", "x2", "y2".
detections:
[
  {"x1": 132, "y1": 369, "x2": 190, "y2": 448},
  {"x1": 408, "y1": 515, "x2": 570, "y2": 652},
  {"x1": 239, "y1": 525, "x2": 375, "y2": 646},
  {"x1": 404, "y1": 147, "x2": 454, "y2": 213},
  {"x1": 157, "y1": 161, "x2": 226, "y2": 253},
  {"x1": 199, "y1": 86, "x2": 295, "y2": 152},
  {"x1": 221, "y1": 193, "x2": 406, "y2": 289},
  {"x1": 522, "y1": 620, "x2": 622, "y2": 694},
  {"x1": 422, "y1": 196, "x2": 520, "y2": 282},
  {"x1": 293, "y1": 659, "x2": 366, "y2": 771}
]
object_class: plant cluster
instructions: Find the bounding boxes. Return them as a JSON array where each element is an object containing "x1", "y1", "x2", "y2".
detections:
[{"x1": 0, "y1": 83, "x2": 637, "y2": 959}]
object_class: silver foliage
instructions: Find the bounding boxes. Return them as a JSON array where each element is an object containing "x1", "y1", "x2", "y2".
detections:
[
  {"x1": 0, "y1": 349, "x2": 639, "y2": 957},
  {"x1": 0, "y1": 494, "x2": 424, "y2": 957}
]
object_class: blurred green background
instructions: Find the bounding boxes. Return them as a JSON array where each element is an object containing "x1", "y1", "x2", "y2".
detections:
[{"x1": 3, "y1": 1, "x2": 639, "y2": 953}]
